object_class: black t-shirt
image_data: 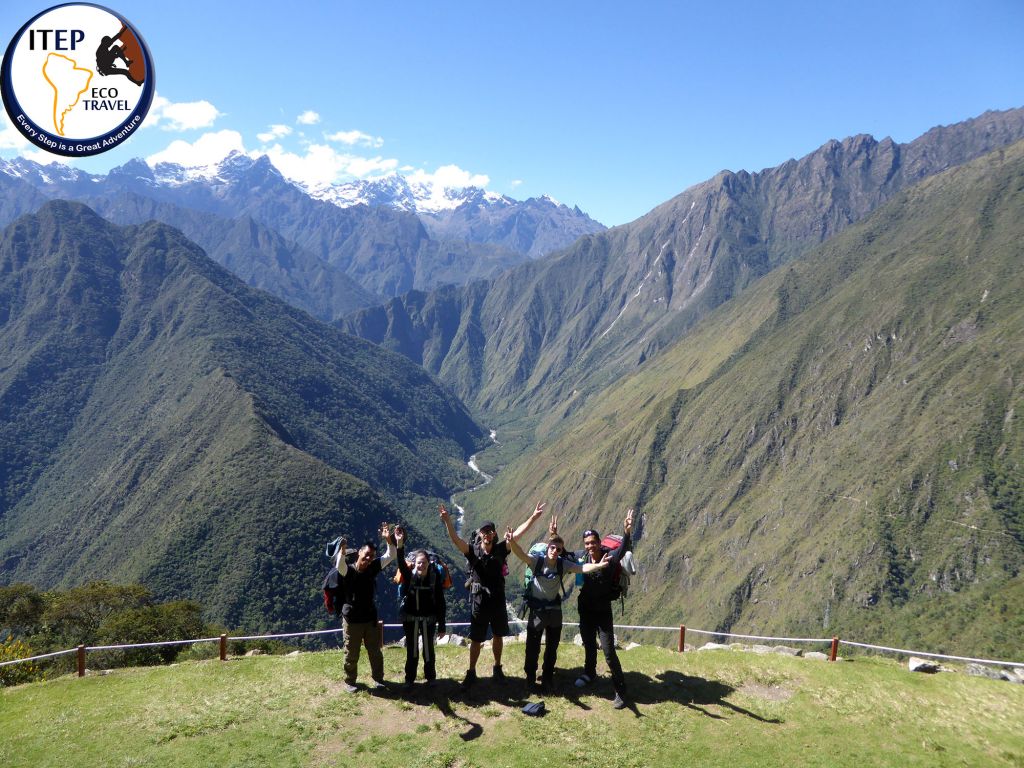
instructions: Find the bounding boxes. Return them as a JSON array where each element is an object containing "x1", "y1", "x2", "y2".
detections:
[
  {"x1": 578, "y1": 532, "x2": 631, "y2": 612},
  {"x1": 465, "y1": 539, "x2": 509, "y2": 601},
  {"x1": 341, "y1": 559, "x2": 383, "y2": 623}
]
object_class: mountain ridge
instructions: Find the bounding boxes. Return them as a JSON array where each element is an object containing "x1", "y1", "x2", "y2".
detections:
[
  {"x1": 0, "y1": 201, "x2": 483, "y2": 629},
  {"x1": 463, "y1": 138, "x2": 1024, "y2": 657},
  {"x1": 341, "y1": 107, "x2": 1024, "y2": 424}
]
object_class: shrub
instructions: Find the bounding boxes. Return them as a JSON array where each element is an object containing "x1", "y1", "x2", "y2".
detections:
[{"x1": 0, "y1": 637, "x2": 43, "y2": 687}]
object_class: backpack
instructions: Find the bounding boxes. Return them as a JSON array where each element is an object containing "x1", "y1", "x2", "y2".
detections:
[
  {"x1": 321, "y1": 543, "x2": 357, "y2": 615},
  {"x1": 393, "y1": 551, "x2": 454, "y2": 595},
  {"x1": 518, "y1": 545, "x2": 579, "y2": 616},
  {"x1": 322, "y1": 567, "x2": 341, "y2": 614},
  {"x1": 601, "y1": 534, "x2": 636, "y2": 600},
  {"x1": 464, "y1": 531, "x2": 509, "y2": 594},
  {"x1": 522, "y1": 543, "x2": 579, "y2": 596},
  {"x1": 575, "y1": 534, "x2": 637, "y2": 609}
]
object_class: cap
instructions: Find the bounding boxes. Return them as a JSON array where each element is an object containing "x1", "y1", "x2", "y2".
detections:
[{"x1": 479, "y1": 521, "x2": 497, "y2": 533}]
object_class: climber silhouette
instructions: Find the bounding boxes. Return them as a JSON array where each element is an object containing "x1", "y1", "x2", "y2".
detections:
[{"x1": 95, "y1": 26, "x2": 144, "y2": 86}]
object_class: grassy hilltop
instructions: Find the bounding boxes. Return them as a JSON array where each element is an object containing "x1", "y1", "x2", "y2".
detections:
[{"x1": 1, "y1": 643, "x2": 1022, "y2": 768}]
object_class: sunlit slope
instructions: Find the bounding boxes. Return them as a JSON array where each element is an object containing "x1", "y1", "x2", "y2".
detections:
[{"x1": 468, "y1": 141, "x2": 1024, "y2": 658}]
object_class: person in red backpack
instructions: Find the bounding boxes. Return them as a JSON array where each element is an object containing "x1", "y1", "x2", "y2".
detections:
[
  {"x1": 507, "y1": 526, "x2": 609, "y2": 692},
  {"x1": 394, "y1": 525, "x2": 447, "y2": 692},
  {"x1": 336, "y1": 523, "x2": 396, "y2": 693},
  {"x1": 575, "y1": 508, "x2": 634, "y2": 709}
]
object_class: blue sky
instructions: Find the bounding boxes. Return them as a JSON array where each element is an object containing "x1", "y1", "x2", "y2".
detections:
[{"x1": 1, "y1": 0, "x2": 1022, "y2": 226}]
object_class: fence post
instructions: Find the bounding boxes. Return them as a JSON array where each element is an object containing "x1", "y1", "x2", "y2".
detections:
[
  {"x1": 77, "y1": 645, "x2": 86, "y2": 677},
  {"x1": 378, "y1": 620, "x2": 384, "y2": 648},
  {"x1": 678, "y1": 625, "x2": 686, "y2": 653},
  {"x1": 219, "y1": 634, "x2": 227, "y2": 662},
  {"x1": 829, "y1": 636, "x2": 839, "y2": 662}
]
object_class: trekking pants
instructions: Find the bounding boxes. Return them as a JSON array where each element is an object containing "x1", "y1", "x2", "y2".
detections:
[
  {"x1": 578, "y1": 605, "x2": 625, "y2": 694},
  {"x1": 342, "y1": 618, "x2": 384, "y2": 685},
  {"x1": 403, "y1": 617, "x2": 437, "y2": 683},
  {"x1": 524, "y1": 605, "x2": 562, "y2": 682}
]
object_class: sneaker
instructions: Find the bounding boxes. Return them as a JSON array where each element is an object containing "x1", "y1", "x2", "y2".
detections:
[
  {"x1": 342, "y1": 682, "x2": 358, "y2": 694},
  {"x1": 492, "y1": 665, "x2": 506, "y2": 684},
  {"x1": 574, "y1": 673, "x2": 593, "y2": 688},
  {"x1": 460, "y1": 669, "x2": 477, "y2": 691},
  {"x1": 539, "y1": 675, "x2": 552, "y2": 692},
  {"x1": 371, "y1": 679, "x2": 387, "y2": 690},
  {"x1": 612, "y1": 692, "x2": 627, "y2": 709},
  {"x1": 402, "y1": 681, "x2": 415, "y2": 694},
  {"x1": 425, "y1": 678, "x2": 437, "y2": 688}
]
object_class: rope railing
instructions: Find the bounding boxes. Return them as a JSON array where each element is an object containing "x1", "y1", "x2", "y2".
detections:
[
  {"x1": 0, "y1": 647, "x2": 78, "y2": 668},
  {"x1": 840, "y1": 640, "x2": 1024, "y2": 668},
  {"x1": 4, "y1": 620, "x2": 1022, "y2": 678}
]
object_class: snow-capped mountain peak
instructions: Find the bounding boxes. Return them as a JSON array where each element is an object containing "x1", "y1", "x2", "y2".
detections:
[
  {"x1": 146, "y1": 151, "x2": 286, "y2": 188},
  {"x1": 302, "y1": 173, "x2": 516, "y2": 215}
]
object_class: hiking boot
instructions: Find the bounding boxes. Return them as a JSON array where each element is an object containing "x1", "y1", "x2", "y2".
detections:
[
  {"x1": 425, "y1": 678, "x2": 437, "y2": 688},
  {"x1": 612, "y1": 692, "x2": 627, "y2": 709},
  {"x1": 460, "y1": 669, "x2": 477, "y2": 691},
  {"x1": 342, "y1": 682, "x2": 358, "y2": 694},
  {"x1": 402, "y1": 681, "x2": 415, "y2": 694},
  {"x1": 492, "y1": 664, "x2": 506, "y2": 684},
  {"x1": 539, "y1": 675, "x2": 552, "y2": 692},
  {"x1": 574, "y1": 673, "x2": 593, "y2": 688}
]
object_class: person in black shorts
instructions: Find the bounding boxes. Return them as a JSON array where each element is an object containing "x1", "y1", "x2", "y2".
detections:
[{"x1": 440, "y1": 502, "x2": 544, "y2": 691}]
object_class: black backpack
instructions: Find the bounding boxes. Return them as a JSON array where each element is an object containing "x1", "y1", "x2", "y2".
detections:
[
  {"x1": 463, "y1": 532, "x2": 508, "y2": 596},
  {"x1": 321, "y1": 547, "x2": 357, "y2": 615}
]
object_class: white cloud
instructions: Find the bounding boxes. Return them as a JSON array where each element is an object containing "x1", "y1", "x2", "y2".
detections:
[
  {"x1": 326, "y1": 129, "x2": 384, "y2": 148},
  {"x1": 407, "y1": 164, "x2": 490, "y2": 191},
  {"x1": 146, "y1": 95, "x2": 222, "y2": 131},
  {"x1": 146, "y1": 130, "x2": 246, "y2": 167},
  {"x1": 296, "y1": 110, "x2": 320, "y2": 125},
  {"x1": 0, "y1": 115, "x2": 33, "y2": 151},
  {"x1": 262, "y1": 141, "x2": 399, "y2": 187},
  {"x1": 345, "y1": 155, "x2": 400, "y2": 177},
  {"x1": 257, "y1": 124, "x2": 292, "y2": 143},
  {"x1": 509, "y1": 179, "x2": 523, "y2": 189}
]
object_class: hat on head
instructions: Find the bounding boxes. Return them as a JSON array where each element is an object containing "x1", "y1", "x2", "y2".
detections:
[{"x1": 479, "y1": 521, "x2": 497, "y2": 533}]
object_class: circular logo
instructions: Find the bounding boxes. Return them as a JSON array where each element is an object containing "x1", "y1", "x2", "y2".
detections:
[{"x1": 1, "y1": 3, "x2": 154, "y2": 157}]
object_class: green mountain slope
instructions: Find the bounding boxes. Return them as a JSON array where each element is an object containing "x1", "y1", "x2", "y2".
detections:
[
  {"x1": 466, "y1": 141, "x2": 1024, "y2": 658},
  {"x1": 0, "y1": 202, "x2": 484, "y2": 630},
  {"x1": 343, "y1": 109, "x2": 1024, "y2": 425}
]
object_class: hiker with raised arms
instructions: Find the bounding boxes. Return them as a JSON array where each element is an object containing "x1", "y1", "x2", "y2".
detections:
[
  {"x1": 335, "y1": 523, "x2": 396, "y2": 693},
  {"x1": 506, "y1": 519, "x2": 610, "y2": 692},
  {"x1": 439, "y1": 501, "x2": 546, "y2": 691},
  {"x1": 573, "y1": 508, "x2": 634, "y2": 709},
  {"x1": 394, "y1": 524, "x2": 447, "y2": 692}
]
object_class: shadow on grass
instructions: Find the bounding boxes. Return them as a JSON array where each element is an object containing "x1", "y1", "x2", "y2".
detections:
[
  {"x1": 398, "y1": 678, "x2": 511, "y2": 741},
  {"x1": 387, "y1": 668, "x2": 782, "y2": 729},
  {"x1": 646, "y1": 670, "x2": 784, "y2": 724}
]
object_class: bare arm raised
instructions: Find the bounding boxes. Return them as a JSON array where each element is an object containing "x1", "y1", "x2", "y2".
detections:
[
  {"x1": 378, "y1": 523, "x2": 396, "y2": 568},
  {"x1": 505, "y1": 527, "x2": 532, "y2": 565},
  {"x1": 512, "y1": 501, "x2": 546, "y2": 539},
  {"x1": 440, "y1": 504, "x2": 470, "y2": 555}
]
